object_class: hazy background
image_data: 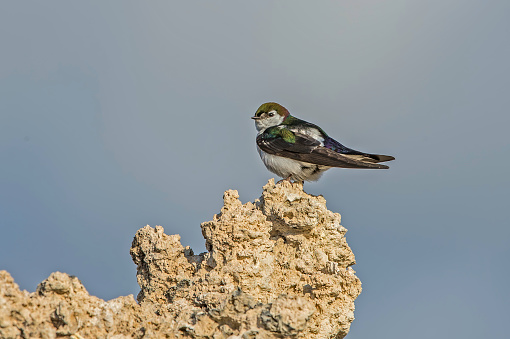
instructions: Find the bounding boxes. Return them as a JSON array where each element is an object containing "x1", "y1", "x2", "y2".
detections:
[{"x1": 1, "y1": 1, "x2": 509, "y2": 338}]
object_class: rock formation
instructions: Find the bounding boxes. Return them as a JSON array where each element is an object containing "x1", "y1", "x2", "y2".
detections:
[{"x1": 0, "y1": 179, "x2": 361, "y2": 338}]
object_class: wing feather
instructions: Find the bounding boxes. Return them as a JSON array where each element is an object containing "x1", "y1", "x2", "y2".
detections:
[{"x1": 257, "y1": 132, "x2": 391, "y2": 169}]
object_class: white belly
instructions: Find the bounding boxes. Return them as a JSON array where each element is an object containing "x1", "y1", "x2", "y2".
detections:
[{"x1": 257, "y1": 147, "x2": 330, "y2": 182}]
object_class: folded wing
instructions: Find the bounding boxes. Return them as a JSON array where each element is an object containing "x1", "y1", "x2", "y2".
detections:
[{"x1": 257, "y1": 131, "x2": 393, "y2": 169}]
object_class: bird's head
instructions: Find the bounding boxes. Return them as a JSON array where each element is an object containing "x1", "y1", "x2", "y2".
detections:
[{"x1": 251, "y1": 102, "x2": 290, "y2": 131}]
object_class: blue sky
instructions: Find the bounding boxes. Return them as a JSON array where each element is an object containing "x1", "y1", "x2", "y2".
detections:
[{"x1": 1, "y1": 1, "x2": 509, "y2": 338}]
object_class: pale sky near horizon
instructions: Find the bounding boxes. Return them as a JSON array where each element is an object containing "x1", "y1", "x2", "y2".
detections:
[{"x1": 1, "y1": 1, "x2": 509, "y2": 338}]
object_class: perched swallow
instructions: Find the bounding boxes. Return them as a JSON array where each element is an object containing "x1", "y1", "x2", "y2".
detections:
[{"x1": 252, "y1": 102, "x2": 395, "y2": 182}]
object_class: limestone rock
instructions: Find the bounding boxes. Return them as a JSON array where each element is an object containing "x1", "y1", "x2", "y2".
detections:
[{"x1": 0, "y1": 179, "x2": 361, "y2": 338}]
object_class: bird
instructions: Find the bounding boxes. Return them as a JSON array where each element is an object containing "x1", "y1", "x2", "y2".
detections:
[{"x1": 252, "y1": 102, "x2": 395, "y2": 182}]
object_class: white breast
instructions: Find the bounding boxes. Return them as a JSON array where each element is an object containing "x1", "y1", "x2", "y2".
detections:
[{"x1": 257, "y1": 147, "x2": 330, "y2": 182}]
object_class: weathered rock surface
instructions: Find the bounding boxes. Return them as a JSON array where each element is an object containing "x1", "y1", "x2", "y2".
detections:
[{"x1": 0, "y1": 179, "x2": 361, "y2": 338}]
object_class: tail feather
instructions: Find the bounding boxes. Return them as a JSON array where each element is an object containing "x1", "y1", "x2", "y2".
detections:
[
  {"x1": 324, "y1": 137, "x2": 394, "y2": 163},
  {"x1": 367, "y1": 154, "x2": 395, "y2": 163}
]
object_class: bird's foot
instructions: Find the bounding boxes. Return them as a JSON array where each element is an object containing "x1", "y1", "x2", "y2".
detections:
[{"x1": 276, "y1": 176, "x2": 293, "y2": 184}]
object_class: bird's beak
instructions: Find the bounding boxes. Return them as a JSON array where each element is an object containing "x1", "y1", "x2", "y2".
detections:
[{"x1": 251, "y1": 116, "x2": 260, "y2": 120}]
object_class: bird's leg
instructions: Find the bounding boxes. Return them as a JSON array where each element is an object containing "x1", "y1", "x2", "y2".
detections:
[{"x1": 276, "y1": 175, "x2": 293, "y2": 184}]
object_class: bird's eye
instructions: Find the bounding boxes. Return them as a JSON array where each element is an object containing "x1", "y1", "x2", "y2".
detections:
[{"x1": 268, "y1": 112, "x2": 274, "y2": 117}]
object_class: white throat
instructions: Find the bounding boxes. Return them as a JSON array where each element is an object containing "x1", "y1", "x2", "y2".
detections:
[{"x1": 254, "y1": 110, "x2": 285, "y2": 132}]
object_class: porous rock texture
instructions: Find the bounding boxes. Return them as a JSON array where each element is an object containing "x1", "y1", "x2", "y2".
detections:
[{"x1": 0, "y1": 179, "x2": 361, "y2": 338}]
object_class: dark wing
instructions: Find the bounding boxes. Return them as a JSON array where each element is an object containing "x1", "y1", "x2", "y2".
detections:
[
  {"x1": 322, "y1": 136, "x2": 395, "y2": 163},
  {"x1": 257, "y1": 132, "x2": 392, "y2": 169}
]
